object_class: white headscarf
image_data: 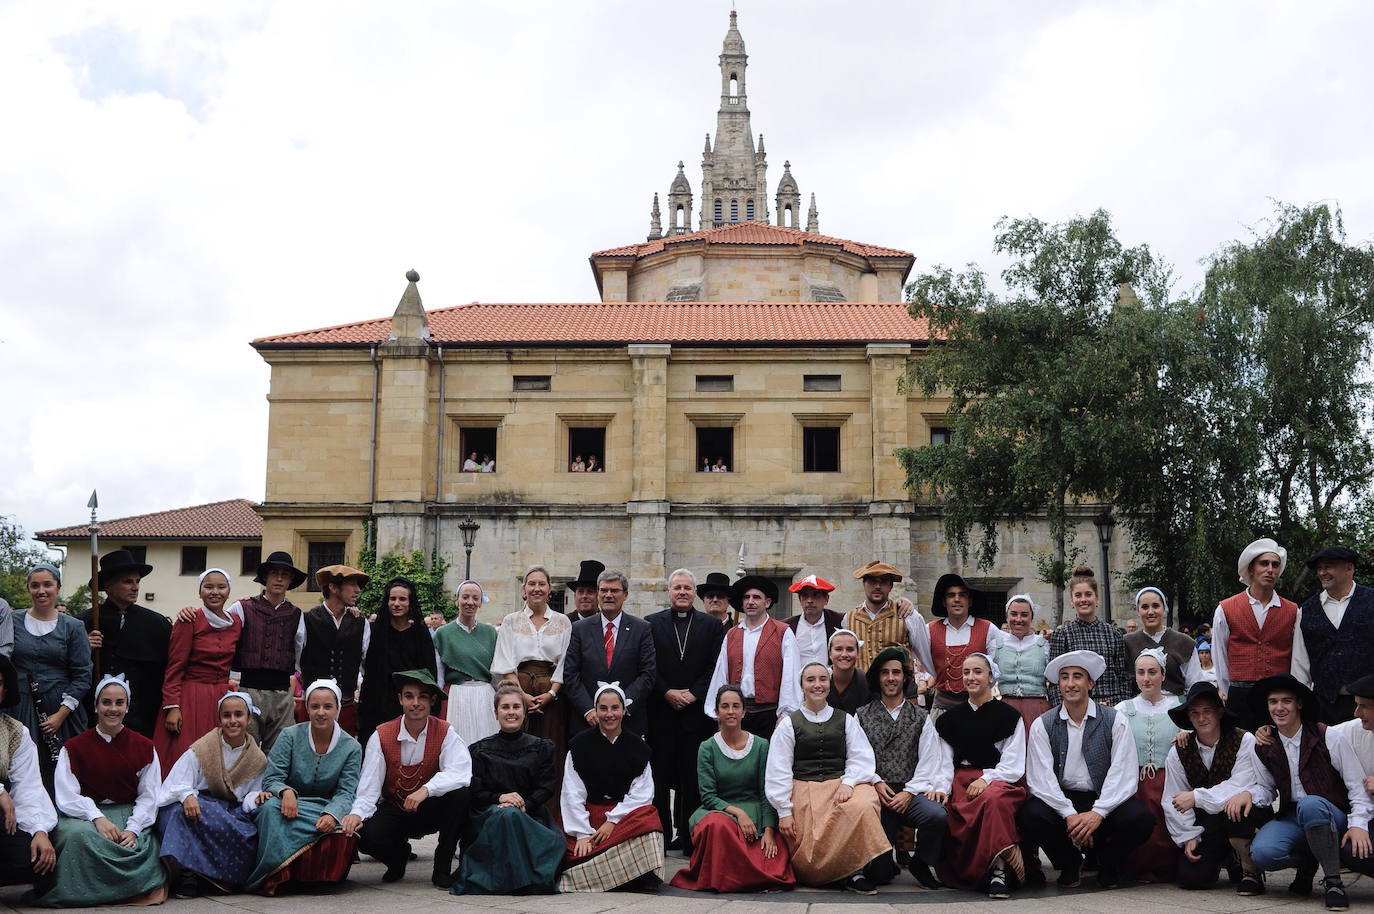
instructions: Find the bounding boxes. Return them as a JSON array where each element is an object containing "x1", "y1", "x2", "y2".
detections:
[
  {"x1": 593, "y1": 680, "x2": 632, "y2": 709},
  {"x1": 95, "y1": 673, "x2": 131, "y2": 701},
  {"x1": 1133, "y1": 586, "x2": 1169, "y2": 614},
  {"x1": 217, "y1": 690, "x2": 260, "y2": 715},
  {"x1": 197, "y1": 567, "x2": 232, "y2": 590},
  {"x1": 304, "y1": 678, "x2": 342, "y2": 706},
  {"x1": 1135, "y1": 646, "x2": 1168, "y2": 671},
  {"x1": 968, "y1": 651, "x2": 1001, "y2": 681}
]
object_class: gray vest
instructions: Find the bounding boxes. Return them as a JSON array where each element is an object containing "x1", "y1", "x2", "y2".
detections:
[{"x1": 1042, "y1": 703, "x2": 1116, "y2": 796}]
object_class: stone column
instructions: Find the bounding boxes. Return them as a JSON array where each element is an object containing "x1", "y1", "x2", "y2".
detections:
[
  {"x1": 867, "y1": 343, "x2": 914, "y2": 590},
  {"x1": 374, "y1": 273, "x2": 433, "y2": 556},
  {"x1": 627, "y1": 344, "x2": 671, "y2": 614}
]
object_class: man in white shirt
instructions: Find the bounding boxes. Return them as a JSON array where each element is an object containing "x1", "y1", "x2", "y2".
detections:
[
  {"x1": 1210, "y1": 538, "x2": 1300, "y2": 730},
  {"x1": 1293, "y1": 546, "x2": 1372, "y2": 724},
  {"x1": 0, "y1": 656, "x2": 57, "y2": 894},
  {"x1": 784, "y1": 575, "x2": 844, "y2": 668},
  {"x1": 1333, "y1": 674, "x2": 1374, "y2": 791},
  {"x1": 1017, "y1": 650, "x2": 1153, "y2": 890},
  {"x1": 342, "y1": 670, "x2": 472, "y2": 888},
  {"x1": 705, "y1": 576, "x2": 801, "y2": 737}
]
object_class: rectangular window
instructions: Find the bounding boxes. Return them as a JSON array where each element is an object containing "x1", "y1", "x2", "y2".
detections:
[
  {"x1": 241, "y1": 545, "x2": 261, "y2": 576},
  {"x1": 696, "y1": 427, "x2": 734, "y2": 472},
  {"x1": 803, "y1": 374, "x2": 841, "y2": 392},
  {"x1": 931, "y1": 426, "x2": 952, "y2": 445},
  {"x1": 803, "y1": 427, "x2": 841, "y2": 472},
  {"x1": 512, "y1": 375, "x2": 551, "y2": 391},
  {"x1": 695, "y1": 375, "x2": 734, "y2": 392},
  {"x1": 460, "y1": 427, "x2": 498, "y2": 473},
  {"x1": 180, "y1": 545, "x2": 208, "y2": 575},
  {"x1": 568, "y1": 427, "x2": 607, "y2": 472},
  {"x1": 306, "y1": 541, "x2": 346, "y2": 592},
  {"x1": 120, "y1": 545, "x2": 147, "y2": 565}
]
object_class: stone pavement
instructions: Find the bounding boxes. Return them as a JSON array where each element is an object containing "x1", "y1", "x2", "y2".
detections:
[{"x1": 2, "y1": 836, "x2": 1367, "y2": 914}]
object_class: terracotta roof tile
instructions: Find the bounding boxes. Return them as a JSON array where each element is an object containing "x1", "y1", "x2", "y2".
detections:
[
  {"x1": 253, "y1": 302, "x2": 932, "y2": 348},
  {"x1": 590, "y1": 221, "x2": 913, "y2": 260},
  {"x1": 37, "y1": 499, "x2": 262, "y2": 541}
]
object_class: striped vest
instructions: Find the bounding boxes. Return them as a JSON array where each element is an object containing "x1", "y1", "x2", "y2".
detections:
[{"x1": 845, "y1": 602, "x2": 907, "y2": 671}]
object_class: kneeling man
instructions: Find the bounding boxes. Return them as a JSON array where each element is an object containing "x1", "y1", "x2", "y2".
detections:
[{"x1": 343, "y1": 670, "x2": 472, "y2": 887}]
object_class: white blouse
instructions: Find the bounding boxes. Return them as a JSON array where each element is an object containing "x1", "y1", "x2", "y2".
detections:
[
  {"x1": 157, "y1": 738, "x2": 265, "y2": 813},
  {"x1": 54, "y1": 730, "x2": 162, "y2": 836},
  {"x1": 491, "y1": 607, "x2": 571, "y2": 684},
  {"x1": 559, "y1": 738, "x2": 654, "y2": 838},
  {"x1": 764, "y1": 705, "x2": 878, "y2": 817},
  {"x1": 0, "y1": 729, "x2": 57, "y2": 834}
]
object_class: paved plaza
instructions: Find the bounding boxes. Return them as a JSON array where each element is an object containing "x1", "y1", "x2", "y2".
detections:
[{"x1": 3, "y1": 835, "x2": 1367, "y2": 914}]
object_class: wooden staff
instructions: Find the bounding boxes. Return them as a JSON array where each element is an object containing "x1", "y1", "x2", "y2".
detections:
[{"x1": 87, "y1": 490, "x2": 101, "y2": 680}]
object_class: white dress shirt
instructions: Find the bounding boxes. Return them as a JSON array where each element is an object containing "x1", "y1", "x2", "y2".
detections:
[
  {"x1": 1289, "y1": 584, "x2": 1360, "y2": 688},
  {"x1": 1249, "y1": 724, "x2": 1371, "y2": 831},
  {"x1": 1333, "y1": 719, "x2": 1374, "y2": 778},
  {"x1": 764, "y1": 705, "x2": 878, "y2": 817},
  {"x1": 1210, "y1": 590, "x2": 1304, "y2": 694},
  {"x1": 157, "y1": 737, "x2": 265, "y2": 813},
  {"x1": 904, "y1": 613, "x2": 936, "y2": 676},
  {"x1": 0, "y1": 729, "x2": 58, "y2": 834},
  {"x1": 1025, "y1": 701, "x2": 1139, "y2": 819},
  {"x1": 794, "y1": 615, "x2": 829, "y2": 668},
  {"x1": 54, "y1": 730, "x2": 162, "y2": 835},
  {"x1": 559, "y1": 741, "x2": 654, "y2": 838},
  {"x1": 907, "y1": 704, "x2": 1025, "y2": 795},
  {"x1": 1161, "y1": 731, "x2": 1263, "y2": 845},
  {"x1": 705, "y1": 620, "x2": 802, "y2": 718},
  {"x1": 349, "y1": 720, "x2": 473, "y2": 820}
]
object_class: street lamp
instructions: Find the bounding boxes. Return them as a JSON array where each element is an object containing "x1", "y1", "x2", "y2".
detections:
[
  {"x1": 1094, "y1": 511, "x2": 1116, "y2": 623},
  {"x1": 458, "y1": 517, "x2": 480, "y2": 580}
]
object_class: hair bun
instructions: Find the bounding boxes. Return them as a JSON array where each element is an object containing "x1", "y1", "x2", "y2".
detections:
[{"x1": 1069, "y1": 566, "x2": 1095, "y2": 579}]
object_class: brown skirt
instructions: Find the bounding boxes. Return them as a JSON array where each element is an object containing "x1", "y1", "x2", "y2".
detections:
[
  {"x1": 786, "y1": 780, "x2": 890, "y2": 885},
  {"x1": 516, "y1": 660, "x2": 566, "y2": 814}
]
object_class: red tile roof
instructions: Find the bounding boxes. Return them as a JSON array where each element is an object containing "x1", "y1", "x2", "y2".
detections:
[
  {"x1": 253, "y1": 302, "x2": 932, "y2": 348},
  {"x1": 590, "y1": 221, "x2": 914, "y2": 260},
  {"x1": 37, "y1": 499, "x2": 262, "y2": 541}
]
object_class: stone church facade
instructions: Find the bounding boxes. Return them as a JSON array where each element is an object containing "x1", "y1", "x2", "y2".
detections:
[{"x1": 250, "y1": 13, "x2": 1129, "y2": 622}]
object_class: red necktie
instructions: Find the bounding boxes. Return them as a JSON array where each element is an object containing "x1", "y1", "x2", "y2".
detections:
[{"x1": 604, "y1": 620, "x2": 615, "y2": 667}]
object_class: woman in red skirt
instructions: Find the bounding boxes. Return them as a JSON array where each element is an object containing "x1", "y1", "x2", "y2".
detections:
[
  {"x1": 913, "y1": 652, "x2": 1027, "y2": 899},
  {"x1": 1119, "y1": 646, "x2": 1182, "y2": 883},
  {"x1": 559, "y1": 683, "x2": 662, "y2": 891}
]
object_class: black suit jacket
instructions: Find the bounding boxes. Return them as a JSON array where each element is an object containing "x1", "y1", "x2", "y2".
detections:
[
  {"x1": 564, "y1": 611, "x2": 657, "y2": 733},
  {"x1": 785, "y1": 609, "x2": 846, "y2": 640},
  {"x1": 646, "y1": 608, "x2": 725, "y2": 735}
]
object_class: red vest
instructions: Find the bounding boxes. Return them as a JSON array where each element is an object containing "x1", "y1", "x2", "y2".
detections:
[
  {"x1": 726, "y1": 618, "x2": 787, "y2": 704},
  {"x1": 376, "y1": 716, "x2": 448, "y2": 808},
  {"x1": 1220, "y1": 591, "x2": 1297, "y2": 681},
  {"x1": 929, "y1": 617, "x2": 992, "y2": 692},
  {"x1": 1254, "y1": 723, "x2": 1350, "y2": 816},
  {"x1": 64, "y1": 727, "x2": 155, "y2": 805}
]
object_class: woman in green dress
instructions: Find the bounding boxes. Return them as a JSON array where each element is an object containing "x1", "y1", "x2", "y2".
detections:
[
  {"x1": 670, "y1": 685, "x2": 794, "y2": 892},
  {"x1": 434, "y1": 580, "x2": 499, "y2": 745},
  {"x1": 245, "y1": 679, "x2": 362, "y2": 894}
]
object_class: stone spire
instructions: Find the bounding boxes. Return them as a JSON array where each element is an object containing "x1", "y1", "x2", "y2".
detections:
[
  {"x1": 806, "y1": 193, "x2": 819, "y2": 234},
  {"x1": 775, "y1": 160, "x2": 800, "y2": 229},
  {"x1": 648, "y1": 193, "x2": 662, "y2": 241},
  {"x1": 666, "y1": 161, "x2": 693, "y2": 236},
  {"x1": 703, "y1": 9, "x2": 765, "y2": 227},
  {"x1": 384, "y1": 269, "x2": 430, "y2": 351}
]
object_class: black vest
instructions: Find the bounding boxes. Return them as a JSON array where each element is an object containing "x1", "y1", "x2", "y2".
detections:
[{"x1": 299, "y1": 605, "x2": 366, "y2": 697}]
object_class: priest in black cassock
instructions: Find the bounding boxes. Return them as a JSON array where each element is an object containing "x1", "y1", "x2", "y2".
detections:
[
  {"x1": 646, "y1": 569, "x2": 725, "y2": 853},
  {"x1": 78, "y1": 549, "x2": 171, "y2": 737}
]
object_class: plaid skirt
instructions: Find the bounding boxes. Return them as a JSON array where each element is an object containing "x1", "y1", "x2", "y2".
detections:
[{"x1": 558, "y1": 804, "x2": 662, "y2": 892}]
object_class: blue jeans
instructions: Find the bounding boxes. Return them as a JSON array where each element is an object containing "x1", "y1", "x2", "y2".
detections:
[{"x1": 1250, "y1": 796, "x2": 1346, "y2": 871}]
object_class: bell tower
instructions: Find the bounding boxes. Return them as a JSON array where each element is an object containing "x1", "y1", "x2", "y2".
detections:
[{"x1": 702, "y1": 10, "x2": 766, "y2": 227}]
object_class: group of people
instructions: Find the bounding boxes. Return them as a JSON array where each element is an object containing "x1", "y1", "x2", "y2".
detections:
[
  {"x1": 0, "y1": 537, "x2": 1370, "y2": 909},
  {"x1": 698, "y1": 457, "x2": 730, "y2": 472},
  {"x1": 568, "y1": 455, "x2": 603, "y2": 472},
  {"x1": 461, "y1": 453, "x2": 495, "y2": 473}
]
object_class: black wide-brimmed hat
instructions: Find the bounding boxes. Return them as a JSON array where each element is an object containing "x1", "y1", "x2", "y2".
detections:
[
  {"x1": 698, "y1": 572, "x2": 732, "y2": 599},
  {"x1": 729, "y1": 575, "x2": 778, "y2": 611},
  {"x1": 931, "y1": 572, "x2": 978, "y2": 618},
  {"x1": 1249, "y1": 673, "x2": 1320, "y2": 724},
  {"x1": 1305, "y1": 545, "x2": 1359, "y2": 569},
  {"x1": 1342, "y1": 674, "x2": 1374, "y2": 700},
  {"x1": 97, "y1": 549, "x2": 154, "y2": 587},
  {"x1": 0, "y1": 655, "x2": 18, "y2": 709},
  {"x1": 1168, "y1": 681, "x2": 1237, "y2": 730},
  {"x1": 865, "y1": 646, "x2": 913, "y2": 694},
  {"x1": 568, "y1": 559, "x2": 605, "y2": 589},
  {"x1": 254, "y1": 550, "x2": 308, "y2": 590}
]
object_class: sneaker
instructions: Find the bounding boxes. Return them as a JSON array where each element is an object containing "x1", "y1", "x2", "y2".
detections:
[
  {"x1": 988, "y1": 871, "x2": 1010, "y2": 899},
  {"x1": 907, "y1": 860, "x2": 943, "y2": 890},
  {"x1": 1324, "y1": 879, "x2": 1349, "y2": 912},
  {"x1": 1056, "y1": 861, "x2": 1081, "y2": 888},
  {"x1": 1236, "y1": 873, "x2": 1265, "y2": 896},
  {"x1": 844, "y1": 874, "x2": 878, "y2": 896}
]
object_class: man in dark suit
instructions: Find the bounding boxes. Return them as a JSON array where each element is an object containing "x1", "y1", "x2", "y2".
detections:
[
  {"x1": 646, "y1": 569, "x2": 725, "y2": 852},
  {"x1": 785, "y1": 574, "x2": 845, "y2": 668},
  {"x1": 563, "y1": 569, "x2": 656, "y2": 735},
  {"x1": 79, "y1": 549, "x2": 171, "y2": 738}
]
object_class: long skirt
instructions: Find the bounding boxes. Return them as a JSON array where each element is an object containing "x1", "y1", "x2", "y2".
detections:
[
  {"x1": 517, "y1": 661, "x2": 565, "y2": 759},
  {"x1": 1001, "y1": 696, "x2": 1051, "y2": 736},
  {"x1": 453, "y1": 804, "x2": 563, "y2": 895},
  {"x1": 1124, "y1": 768, "x2": 1179, "y2": 883},
  {"x1": 670, "y1": 810, "x2": 794, "y2": 893},
  {"x1": 935, "y1": 768, "x2": 1026, "y2": 890},
  {"x1": 558, "y1": 803, "x2": 663, "y2": 892},
  {"x1": 448, "y1": 681, "x2": 499, "y2": 746},
  {"x1": 785, "y1": 780, "x2": 889, "y2": 886},
  {"x1": 156, "y1": 794, "x2": 258, "y2": 889},
  {"x1": 245, "y1": 796, "x2": 357, "y2": 894},
  {"x1": 154, "y1": 678, "x2": 232, "y2": 779},
  {"x1": 40, "y1": 806, "x2": 167, "y2": 907}
]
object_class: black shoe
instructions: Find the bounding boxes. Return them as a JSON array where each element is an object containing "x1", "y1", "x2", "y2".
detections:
[
  {"x1": 382, "y1": 858, "x2": 408, "y2": 883},
  {"x1": 1056, "y1": 862, "x2": 1081, "y2": 888},
  {"x1": 1096, "y1": 858, "x2": 1120, "y2": 889},
  {"x1": 174, "y1": 871, "x2": 199, "y2": 899},
  {"x1": 1023, "y1": 865, "x2": 1046, "y2": 888},
  {"x1": 431, "y1": 869, "x2": 454, "y2": 889},
  {"x1": 908, "y1": 860, "x2": 943, "y2": 890},
  {"x1": 1236, "y1": 873, "x2": 1265, "y2": 896},
  {"x1": 988, "y1": 871, "x2": 1010, "y2": 899},
  {"x1": 1325, "y1": 880, "x2": 1349, "y2": 912},
  {"x1": 844, "y1": 874, "x2": 878, "y2": 895},
  {"x1": 1289, "y1": 858, "x2": 1317, "y2": 897}
]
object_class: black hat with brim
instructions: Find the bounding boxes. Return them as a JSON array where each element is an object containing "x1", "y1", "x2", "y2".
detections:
[
  {"x1": 1342, "y1": 674, "x2": 1374, "y2": 700},
  {"x1": 931, "y1": 572, "x2": 978, "y2": 618},
  {"x1": 698, "y1": 572, "x2": 733, "y2": 598},
  {"x1": 254, "y1": 550, "x2": 309, "y2": 590},
  {"x1": 97, "y1": 549, "x2": 154, "y2": 587},
  {"x1": 865, "y1": 646, "x2": 912, "y2": 694},
  {"x1": 1305, "y1": 545, "x2": 1359, "y2": 570},
  {"x1": 569, "y1": 559, "x2": 605, "y2": 590},
  {"x1": 1168, "y1": 680, "x2": 1237, "y2": 730},
  {"x1": 0, "y1": 655, "x2": 17, "y2": 709},
  {"x1": 1249, "y1": 673, "x2": 1321, "y2": 724},
  {"x1": 729, "y1": 575, "x2": 779, "y2": 611}
]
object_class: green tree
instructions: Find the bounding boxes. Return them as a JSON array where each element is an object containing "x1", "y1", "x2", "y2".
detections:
[
  {"x1": 0, "y1": 516, "x2": 57, "y2": 609},
  {"x1": 899, "y1": 210, "x2": 1175, "y2": 623},
  {"x1": 354, "y1": 526, "x2": 454, "y2": 619}
]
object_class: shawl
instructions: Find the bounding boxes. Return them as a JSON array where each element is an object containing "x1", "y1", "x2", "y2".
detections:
[
  {"x1": 190, "y1": 728, "x2": 268, "y2": 804},
  {"x1": 568, "y1": 726, "x2": 652, "y2": 803},
  {"x1": 934, "y1": 698, "x2": 1021, "y2": 769}
]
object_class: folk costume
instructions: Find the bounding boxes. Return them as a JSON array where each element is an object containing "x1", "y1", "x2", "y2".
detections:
[
  {"x1": 845, "y1": 561, "x2": 935, "y2": 677},
  {"x1": 1210, "y1": 538, "x2": 1300, "y2": 730},
  {"x1": 1118, "y1": 686, "x2": 1183, "y2": 882},
  {"x1": 994, "y1": 601, "x2": 1050, "y2": 731},
  {"x1": 764, "y1": 705, "x2": 890, "y2": 886},
  {"x1": 705, "y1": 577, "x2": 802, "y2": 738},
  {"x1": 1160, "y1": 682, "x2": 1271, "y2": 891},
  {"x1": 13, "y1": 610, "x2": 91, "y2": 790},
  {"x1": 350, "y1": 671, "x2": 472, "y2": 887},
  {"x1": 558, "y1": 720, "x2": 662, "y2": 892},
  {"x1": 245, "y1": 706, "x2": 361, "y2": 894},
  {"x1": 230, "y1": 551, "x2": 309, "y2": 752},
  {"x1": 155, "y1": 579, "x2": 243, "y2": 777},
  {"x1": 926, "y1": 573, "x2": 996, "y2": 712},
  {"x1": 454, "y1": 729, "x2": 563, "y2": 895},
  {"x1": 0, "y1": 656, "x2": 58, "y2": 895},
  {"x1": 356, "y1": 581, "x2": 439, "y2": 748},
  {"x1": 669, "y1": 731, "x2": 793, "y2": 892},
  {"x1": 912, "y1": 690, "x2": 1026, "y2": 891},
  {"x1": 1123, "y1": 612, "x2": 1202, "y2": 700},
  {"x1": 433, "y1": 612, "x2": 499, "y2": 746},
  {"x1": 1046, "y1": 618, "x2": 1131, "y2": 707},
  {"x1": 299, "y1": 566, "x2": 370, "y2": 737},
  {"x1": 1292, "y1": 546, "x2": 1374, "y2": 723},
  {"x1": 44, "y1": 674, "x2": 167, "y2": 907},
  {"x1": 155, "y1": 693, "x2": 268, "y2": 892}
]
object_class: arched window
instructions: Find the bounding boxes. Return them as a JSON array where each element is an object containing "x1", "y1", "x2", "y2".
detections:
[
  {"x1": 730, "y1": 199, "x2": 739, "y2": 222},
  {"x1": 783, "y1": 204, "x2": 793, "y2": 228},
  {"x1": 729, "y1": 74, "x2": 738, "y2": 103},
  {"x1": 714, "y1": 199, "x2": 723, "y2": 224},
  {"x1": 675, "y1": 205, "x2": 684, "y2": 229},
  {"x1": 746, "y1": 200, "x2": 755, "y2": 221}
]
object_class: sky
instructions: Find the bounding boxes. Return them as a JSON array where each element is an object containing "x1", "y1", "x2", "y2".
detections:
[{"x1": 3, "y1": 0, "x2": 1373, "y2": 547}]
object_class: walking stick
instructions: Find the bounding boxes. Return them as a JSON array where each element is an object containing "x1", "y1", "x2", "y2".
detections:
[{"x1": 88, "y1": 490, "x2": 101, "y2": 680}]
